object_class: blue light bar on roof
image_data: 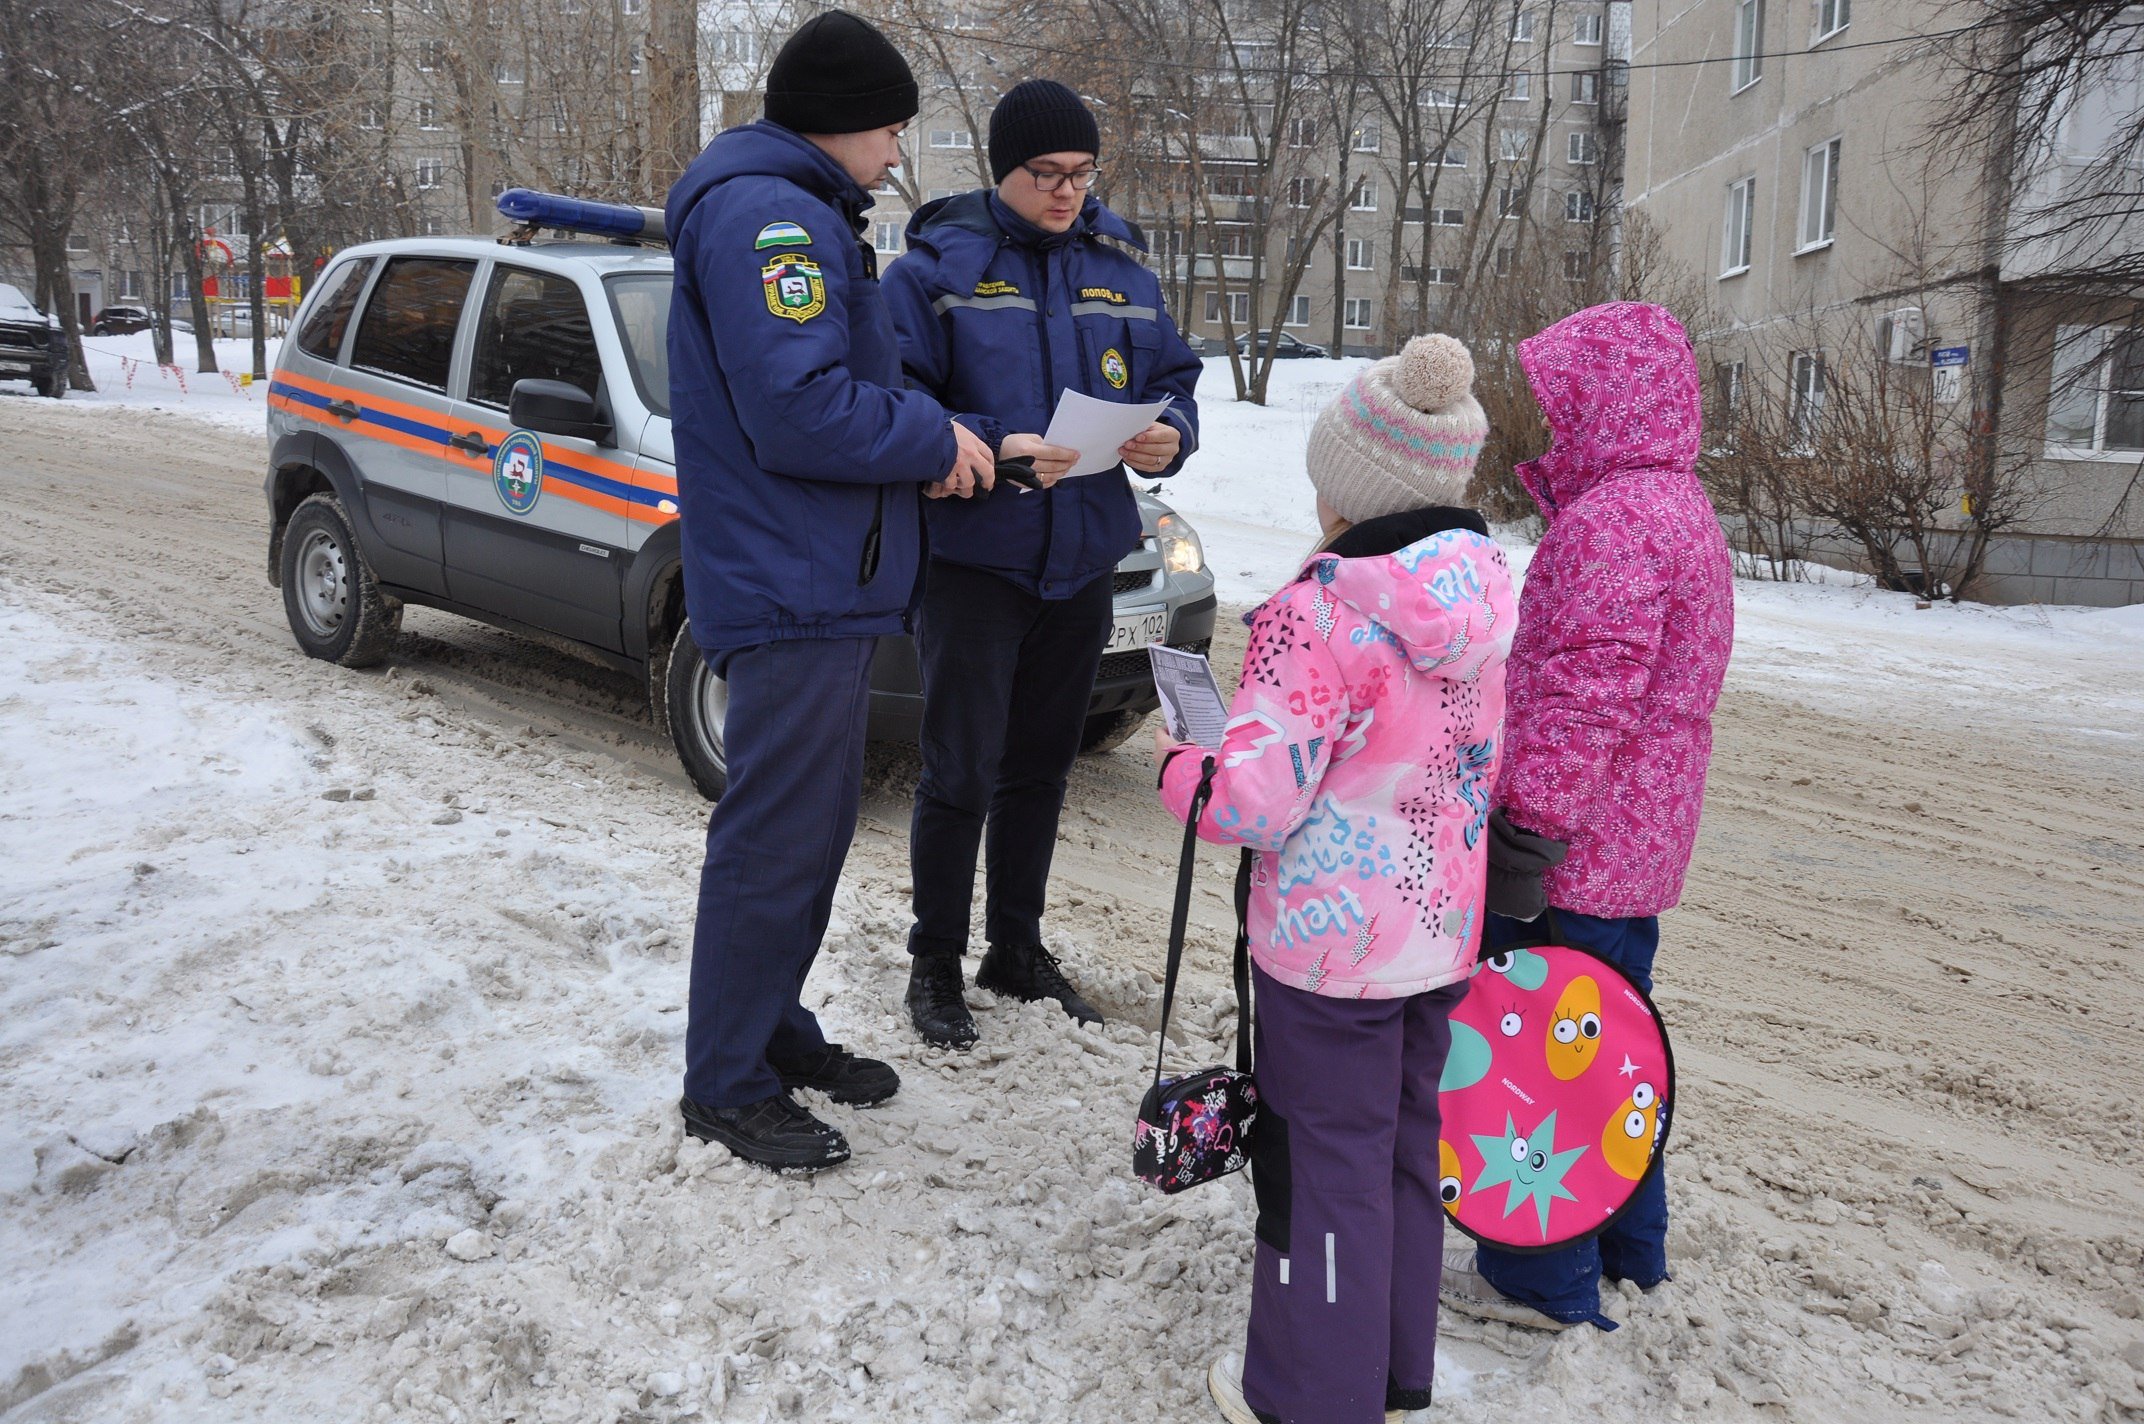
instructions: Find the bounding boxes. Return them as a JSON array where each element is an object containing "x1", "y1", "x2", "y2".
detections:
[{"x1": 497, "y1": 188, "x2": 667, "y2": 243}]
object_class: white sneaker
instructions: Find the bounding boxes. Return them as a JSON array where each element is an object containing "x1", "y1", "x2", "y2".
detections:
[
  {"x1": 1208, "y1": 1353, "x2": 1412, "y2": 1422},
  {"x1": 1439, "y1": 1241, "x2": 1575, "y2": 1332}
]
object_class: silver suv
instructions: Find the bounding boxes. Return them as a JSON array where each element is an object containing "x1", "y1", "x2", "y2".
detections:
[{"x1": 264, "y1": 190, "x2": 1217, "y2": 799}]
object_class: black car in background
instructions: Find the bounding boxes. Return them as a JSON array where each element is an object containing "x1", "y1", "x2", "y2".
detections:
[
  {"x1": 91, "y1": 304, "x2": 154, "y2": 335},
  {"x1": 1235, "y1": 331, "x2": 1330, "y2": 359},
  {"x1": 0, "y1": 283, "x2": 68, "y2": 398}
]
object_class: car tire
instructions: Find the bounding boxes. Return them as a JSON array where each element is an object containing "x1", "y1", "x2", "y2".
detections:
[
  {"x1": 664, "y1": 619, "x2": 730, "y2": 802},
  {"x1": 37, "y1": 367, "x2": 65, "y2": 399},
  {"x1": 1078, "y1": 707, "x2": 1147, "y2": 755},
  {"x1": 279, "y1": 492, "x2": 399, "y2": 668}
]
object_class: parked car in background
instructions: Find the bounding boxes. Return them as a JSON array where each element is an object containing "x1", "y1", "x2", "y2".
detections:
[
  {"x1": 262, "y1": 190, "x2": 1218, "y2": 801},
  {"x1": 0, "y1": 283, "x2": 68, "y2": 398},
  {"x1": 1234, "y1": 331, "x2": 1329, "y2": 359},
  {"x1": 91, "y1": 304, "x2": 153, "y2": 335}
]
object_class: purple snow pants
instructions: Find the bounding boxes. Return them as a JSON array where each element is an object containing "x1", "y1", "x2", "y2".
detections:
[{"x1": 1241, "y1": 964, "x2": 1467, "y2": 1424}]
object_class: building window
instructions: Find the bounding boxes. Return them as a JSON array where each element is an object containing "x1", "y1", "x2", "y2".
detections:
[
  {"x1": 1510, "y1": 9, "x2": 1534, "y2": 41},
  {"x1": 1568, "y1": 131, "x2": 1598, "y2": 165},
  {"x1": 1344, "y1": 298, "x2": 1371, "y2": 329},
  {"x1": 621, "y1": 0, "x2": 643, "y2": 12},
  {"x1": 929, "y1": 129, "x2": 972, "y2": 149},
  {"x1": 1721, "y1": 176, "x2": 1755, "y2": 276},
  {"x1": 200, "y1": 202, "x2": 241, "y2": 235},
  {"x1": 416, "y1": 158, "x2": 444, "y2": 189},
  {"x1": 874, "y1": 221, "x2": 901, "y2": 255},
  {"x1": 1286, "y1": 294, "x2": 1311, "y2": 327},
  {"x1": 1716, "y1": 360, "x2": 1746, "y2": 423},
  {"x1": 1508, "y1": 70, "x2": 1532, "y2": 102},
  {"x1": 1574, "y1": 12, "x2": 1604, "y2": 45},
  {"x1": 1425, "y1": 266, "x2": 1460, "y2": 285},
  {"x1": 359, "y1": 102, "x2": 382, "y2": 130},
  {"x1": 1437, "y1": 145, "x2": 1469, "y2": 168},
  {"x1": 1563, "y1": 250, "x2": 1587, "y2": 280},
  {"x1": 1204, "y1": 290, "x2": 1252, "y2": 325},
  {"x1": 1287, "y1": 176, "x2": 1316, "y2": 208},
  {"x1": 1351, "y1": 176, "x2": 1378, "y2": 210},
  {"x1": 1499, "y1": 128, "x2": 1530, "y2": 161},
  {"x1": 2047, "y1": 325, "x2": 2144, "y2": 453},
  {"x1": 495, "y1": 57, "x2": 524, "y2": 83},
  {"x1": 418, "y1": 100, "x2": 439, "y2": 129},
  {"x1": 1288, "y1": 117, "x2": 1318, "y2": 147},
  {"x1": 628, "y1": 45, "x2": 642, "y2": 74},
  {"x1": 418, "y1": 39, "x2": 444, "y2": 71},
  {"x1": 1209, "y1": 170, "x2": 1260, "y2": 200},
  {"x1": 1354, "y1": 123, "x2": 1382, "y2": 153},
  {"x1": 1815, "y1": 0, "x2": 1848, "y2": 43},
  {"x1": 1798, "y1": 137, "x2": 1839, "y2": 250},
  {"x1": 1346, "y1": 238, "x2": 1374, "y2": 270},
  {"x1": 1430, "y1": 207, "x2": 1465, "y2": 226},
  {"x1": 1499, "y1": 187, "x2": 1527, "y2": 218},
  {"x1": 1207, "y1": 225, "x2": 1255, "y2": 257},
  {"x1": 1426, "y1": 87, "x2": 1459, "y2": 108},
  {"x1": 1564, "y1": 190, "x2": 1596, "y2": 222},
  {"x1": 1495, "y1": 245, "x2": 1515, "y2": 275},
  {"x1": 714, "y1": 29, "x2": 752, "y2": 61},
  {"x1": 1790, "y1": 350, "x2": 1826, "y2": 440},
  {"x1": 1571, "y1": 71, "x2": 1599, "y2": 105},
  {"x1": 1733, "y1": 0, "x2": 1764, "y2": 91}
]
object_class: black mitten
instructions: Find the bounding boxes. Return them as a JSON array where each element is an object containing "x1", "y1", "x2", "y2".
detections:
[{"x1": 1485, "y1": 809, "x2": 1569, "y2": 921}]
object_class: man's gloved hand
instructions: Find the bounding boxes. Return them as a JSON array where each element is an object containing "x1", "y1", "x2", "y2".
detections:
[{"x1": 1485, "y1": 809, "x2": 1569, "y2": 922}]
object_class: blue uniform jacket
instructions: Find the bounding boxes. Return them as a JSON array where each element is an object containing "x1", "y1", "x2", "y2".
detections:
[
  {"x1": 883, "y1": 191, "x2": 1202, "y2": 600},
  {"x1": 665, "y1": 122, "x2": 956, "y2": 657}
]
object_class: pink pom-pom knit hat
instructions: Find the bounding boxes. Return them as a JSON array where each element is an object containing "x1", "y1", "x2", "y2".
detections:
[{"x1": 1305, "y1": 333, "x2": 1489, "y2": 523}]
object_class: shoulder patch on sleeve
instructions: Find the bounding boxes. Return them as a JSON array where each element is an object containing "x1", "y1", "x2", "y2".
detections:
[
  {"x1": 761, "y1": 253, "x2": 827, "y2": 321},
  {"x1": 753, "y1": 221, "x2": 812, "y2": 250}
]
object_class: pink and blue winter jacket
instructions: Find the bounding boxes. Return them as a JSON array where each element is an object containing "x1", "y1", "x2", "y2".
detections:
[
  {"x1": 1158, "y1": 530, "x2": 1517, "y2": 999},
  {"x1": 1497, "y1": 302, "x2": 1736, "y2": 918}
]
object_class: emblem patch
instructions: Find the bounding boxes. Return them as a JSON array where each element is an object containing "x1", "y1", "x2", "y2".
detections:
[
  {"x1": 1100, "y1": 347, "x2": 1129, "y2": 389},
  {"x1": 753, "y1": 221, "x2": 811, "y2": 250},
  {"x1": 494, "y1": 430, "x2": 543, "y2": 515},
  {"x1": 761, "y1": 253, "x2": 827, "y2": 322},
  {"x1": 974, "y1": 278, "x2": 1021, "y2": 297}
]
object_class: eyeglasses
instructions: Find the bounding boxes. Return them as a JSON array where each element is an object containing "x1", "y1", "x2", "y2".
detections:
[{"x1": 1022, "y1": 164, "x2": 1102, "y2": 193}]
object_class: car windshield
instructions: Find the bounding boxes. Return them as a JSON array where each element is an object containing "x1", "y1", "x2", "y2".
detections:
[
  {"x1": 0, "y1": 284, "x2": 37, "y2": 312},
  {"x1": 605, "y1": 272, "x2": 671, "y2": 419}
]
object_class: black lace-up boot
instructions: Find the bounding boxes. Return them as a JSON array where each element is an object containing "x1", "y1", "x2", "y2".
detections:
[
  {"x1": 771, "y1": 1043, "x2": 900, "y2": 1106},
  {"x1": 976, "y1": 941, "x2": 1103, "y2": 1025},
  {"x1": 905, "y1": 951, "x2": 979, "y2": 1049},
  {"x1": 680, "y1": 1092, "x2": 849, "y2": 1172}
]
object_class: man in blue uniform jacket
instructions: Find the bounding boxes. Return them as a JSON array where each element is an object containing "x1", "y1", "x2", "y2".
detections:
[
  {"x1": 883, "y1": 79, "x2": 1202, "y2": 1049},
  {"x1": 666, "y1": 10, "x2": 995, "y2": 1170}
]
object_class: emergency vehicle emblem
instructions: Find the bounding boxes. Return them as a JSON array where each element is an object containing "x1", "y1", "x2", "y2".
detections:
[
  {"x1": 494, "y1": 430, "x2": 544, "y2": 515},
  {"x1": 1100, "y1": 347, "x2": 1129, "y2": 389},
  {"x1": 761, "y1": 254, "x2": 826, "y2": 322}
]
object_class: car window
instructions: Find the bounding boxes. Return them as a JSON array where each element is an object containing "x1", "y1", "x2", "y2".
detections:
[
  {"x1": 348, "y1": 256, "x2": 477, "y2": 391},
  {"x1": 293, "y1": 256, "x2": 374, "y2": 362},
  {"x1": 605, "y1": 273, "x2": 670, "y2": 419},
  {"x1": 468, "y1": 266, "x2": 603, "y2": 410}
]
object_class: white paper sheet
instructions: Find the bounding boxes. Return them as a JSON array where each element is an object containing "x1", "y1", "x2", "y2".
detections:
[
  {"x1": 1042, "y1": 389, "x2": 1174, "y2": 477},
  {"x1": 1147, "y1": 643, "x2": 1230, "y2": 750}
]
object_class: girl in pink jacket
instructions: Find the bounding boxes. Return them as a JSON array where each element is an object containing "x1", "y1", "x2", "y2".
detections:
[
  {"x1": 1155, "y1": 336, "x2": 1519, "y2": 1424},
  {"x1": 1442, "y1": 302, "x2": 1735, "y2": 1334}
]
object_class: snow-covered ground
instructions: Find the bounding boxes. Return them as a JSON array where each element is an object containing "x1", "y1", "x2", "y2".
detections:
[
  {"x1": 4, "y1": 350, "x2": 2143, "y2": 1422},
  {"x1": 20, "y1": 331, "x2": 278, "y2": 437}
]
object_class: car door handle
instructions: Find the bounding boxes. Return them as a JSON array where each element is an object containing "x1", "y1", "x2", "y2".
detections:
[
  {"x1": 447, "y1": 431, "x2": 489, "y2": 455},
  {"x1": 326, "y1": 398, "x2": 361, "y2": 421}
]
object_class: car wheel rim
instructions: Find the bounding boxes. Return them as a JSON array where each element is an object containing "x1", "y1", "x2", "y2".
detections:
[
  {"x1": 689, "y1": 658, "x2": 729, "y2": 777},
  {"x1": 295, "y1": 528, "x2": 349, "y2": 638}
]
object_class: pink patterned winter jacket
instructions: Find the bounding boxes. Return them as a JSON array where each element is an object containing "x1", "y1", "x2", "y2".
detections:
[
  {"x1": 1158, "y1": 529, "x2": 1517, "y2": 999},
  {"x1": 1499, "y1": 302, "x2": 1736, "y2": 918}
]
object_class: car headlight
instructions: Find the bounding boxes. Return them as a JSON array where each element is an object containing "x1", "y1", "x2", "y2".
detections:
[{"x1": 1156, "y1": 512, "x2": 1205, "y2": 575}]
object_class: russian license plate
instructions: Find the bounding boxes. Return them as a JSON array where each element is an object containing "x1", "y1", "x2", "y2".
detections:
[{"x1": 1106, "y1": 608, "x2": 1169, "y2": 655}]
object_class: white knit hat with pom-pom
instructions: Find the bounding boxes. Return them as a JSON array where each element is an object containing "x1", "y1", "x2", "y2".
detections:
[{"x1": 1305, "y1": 333, "x2": 1489, "y2": 524}]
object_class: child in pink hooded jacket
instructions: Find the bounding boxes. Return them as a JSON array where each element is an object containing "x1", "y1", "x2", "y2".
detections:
[
  {"x1": 1442, "y1": 302, "x2": 1734, "y2": 1334},
  {"x1": 1155, "y1": 336, "x2": 1519, "y2": 1424}
]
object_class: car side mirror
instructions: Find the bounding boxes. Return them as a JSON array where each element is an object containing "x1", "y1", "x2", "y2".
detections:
[{"x1": 509, "y1": 378, "x2": 611, "y2": 444}]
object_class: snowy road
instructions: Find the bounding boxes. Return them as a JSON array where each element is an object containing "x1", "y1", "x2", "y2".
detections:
[{"x1": 2, "y1": 395, "x2": 2142, "y2": 1423}]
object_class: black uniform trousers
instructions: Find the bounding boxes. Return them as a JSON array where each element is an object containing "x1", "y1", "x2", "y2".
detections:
[{"x1": 907, "y1": 560, "x2": 1114, "y2": 959}]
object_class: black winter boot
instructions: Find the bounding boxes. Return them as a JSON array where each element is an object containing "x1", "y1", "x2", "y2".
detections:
[
  {"x1": 976, "y1": 941, "x2": 1102, "y2": 1025},
  {"x1": 680, "y1": 1093, "x2": 849, "y2": 1172},
  {"x1": 772, "y1": 1043, "x2": 900, "y2": 1106},
  {"x1": 906, "y1": 951, "x2": 978, "y2": 1049}
]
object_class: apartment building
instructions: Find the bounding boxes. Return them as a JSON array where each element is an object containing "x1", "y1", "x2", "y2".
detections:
[{"x1": 1625, "y1": 0, "x2": 2144, "y2": 604}]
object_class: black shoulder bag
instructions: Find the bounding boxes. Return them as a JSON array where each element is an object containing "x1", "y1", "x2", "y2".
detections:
[{"x1": 1133, "y1": 756, "x2": 1261, "y2": 1192}]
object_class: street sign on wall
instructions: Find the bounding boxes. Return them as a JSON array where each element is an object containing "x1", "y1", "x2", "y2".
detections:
[{"x1": 1931, "y1": 345, "x2": 1968, "y2": 403}]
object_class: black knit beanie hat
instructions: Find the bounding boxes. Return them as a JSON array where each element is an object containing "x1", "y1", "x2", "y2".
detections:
[
  {"x1": 987, "y1": 79, "x2": 1101, "y2": 183},
  {"x1": 764, "y1": 10, "x2": 918, "y2": 135}
]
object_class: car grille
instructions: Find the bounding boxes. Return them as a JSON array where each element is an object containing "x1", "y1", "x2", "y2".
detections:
[
  {"x1": 1097, "y1": 637, "x2": 1211, "y2": 684},
  {"x1": 1113, "y1": 568, "x2": 1158, "y2": 595},
  {"x1": 0, "y1": 326, "x2": 42, "y2": 351}
]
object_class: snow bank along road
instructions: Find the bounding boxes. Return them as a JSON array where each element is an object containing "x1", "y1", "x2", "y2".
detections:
[{"x1": 1, "y1": 397, "x2": 2141, "y2": 1423}]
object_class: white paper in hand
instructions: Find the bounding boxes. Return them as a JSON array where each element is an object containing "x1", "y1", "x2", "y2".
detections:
[
  {"x1": 1147, "y1": 643, "x2": 1230, "y2": 750},
  {"x1": 1043, "y1": 389, "x2": 1174, "y2": 477}
]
